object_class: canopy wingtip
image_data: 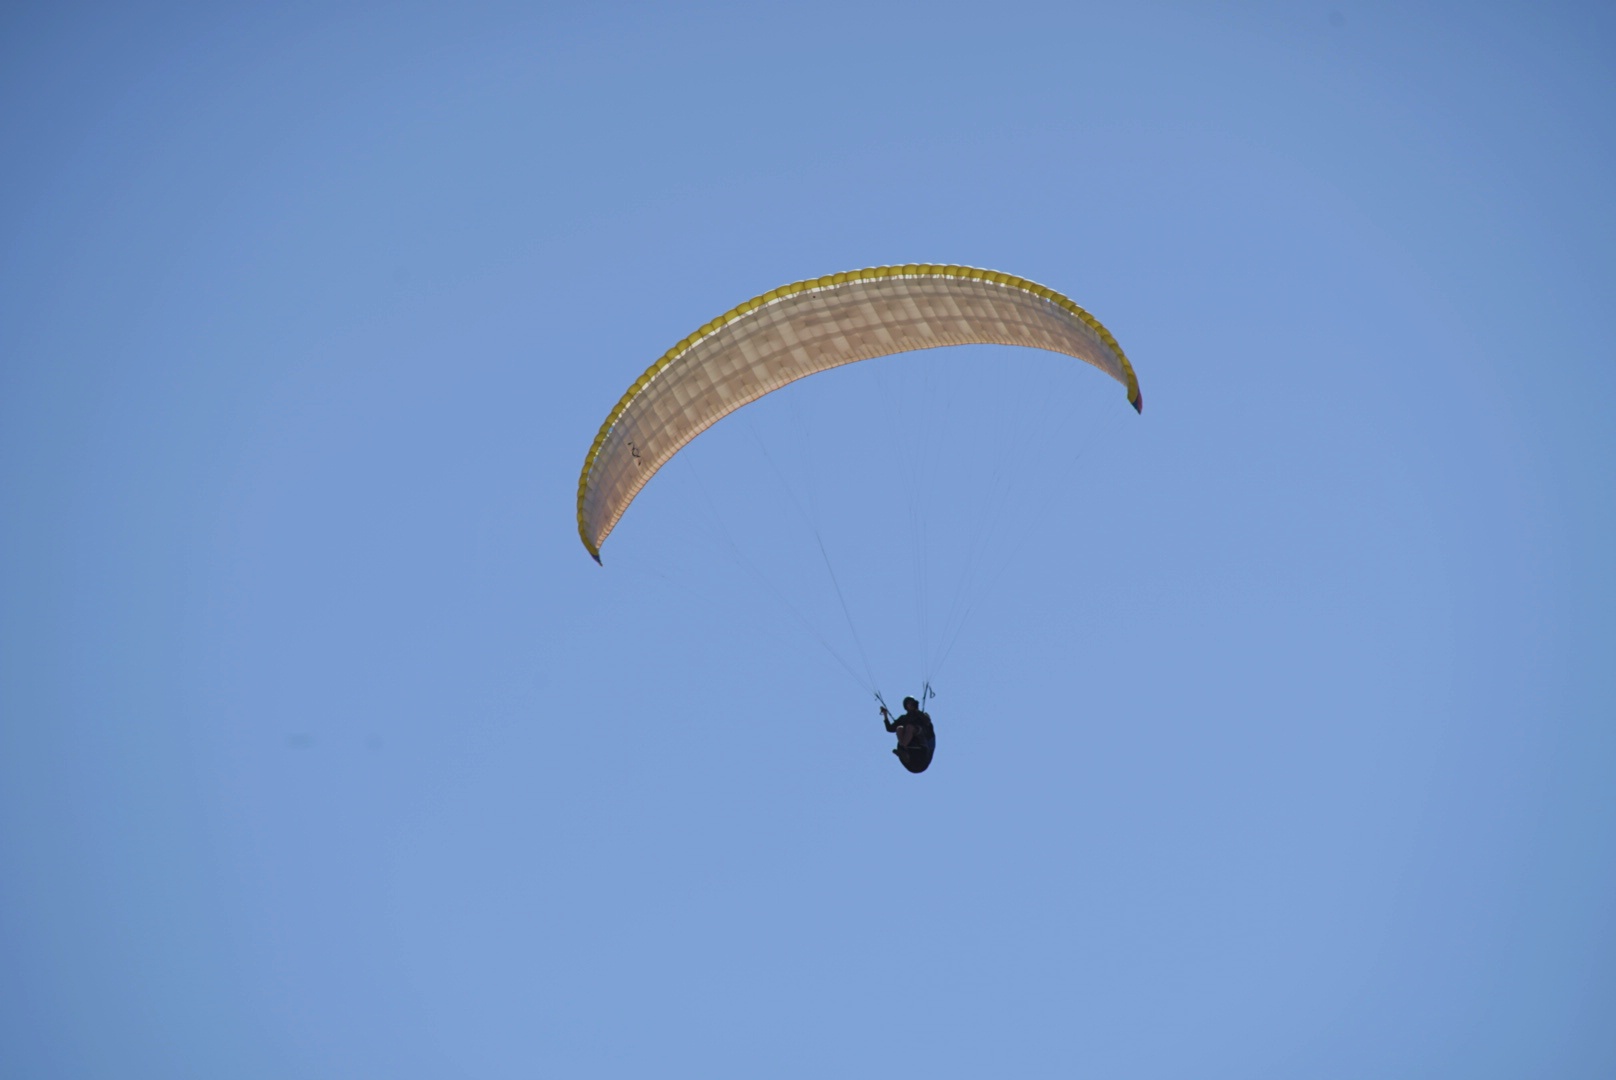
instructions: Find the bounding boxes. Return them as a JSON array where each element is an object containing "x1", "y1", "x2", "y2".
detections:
[{"x1": 580, "y1": 528, "x2": 604, "y2": 564}]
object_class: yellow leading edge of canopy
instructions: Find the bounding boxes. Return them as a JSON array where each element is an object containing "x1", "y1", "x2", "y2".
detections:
[{"x1": 576, "y1": 264, "x2": 1142, "y2": 561}]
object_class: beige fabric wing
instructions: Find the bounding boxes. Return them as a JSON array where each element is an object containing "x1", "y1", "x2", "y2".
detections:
[{"x1": 577, "y1": 265, "x2": 1141, "y2": 561}]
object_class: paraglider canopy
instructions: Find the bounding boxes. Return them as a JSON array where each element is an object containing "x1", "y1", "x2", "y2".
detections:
[{"x1": 576, "y1": 264, "x2": 1142, "y2": 562}]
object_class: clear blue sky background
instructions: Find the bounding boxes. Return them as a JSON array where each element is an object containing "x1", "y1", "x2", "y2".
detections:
[{"x1": 3, "y1": 3, "x2": 1613, "y2": 1077}]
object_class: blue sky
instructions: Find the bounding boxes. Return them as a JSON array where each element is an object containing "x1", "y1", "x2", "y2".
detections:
[{"x1": 2, "y1": 3, "x2": 1613, "y2": 1077}]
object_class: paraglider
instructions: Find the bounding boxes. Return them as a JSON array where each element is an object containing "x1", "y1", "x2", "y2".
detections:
[
  {"x1": 881, "y1": 696, "x2": 936, "y2": 774},
  {"x1": 575, "y1": 264, "x2": 1142, "y2": 772}
]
